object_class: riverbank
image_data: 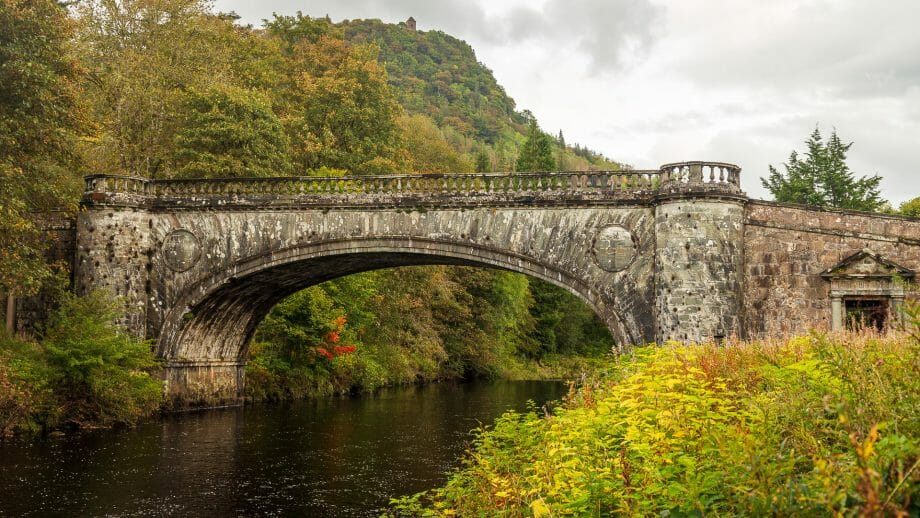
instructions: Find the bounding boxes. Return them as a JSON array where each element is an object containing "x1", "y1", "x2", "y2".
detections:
[
  {"x1": 390, "y1": 331, "x2": 920, "y2": 516},
  {"x1": 1, "y1": 291, "x2": 162, "y2": 436},
  {"x1": 245, "y1": 340, "x2": 600, "y2": 403},
  {"x1": 0, "y1": 286, "x2": 604, "y2": 436}
]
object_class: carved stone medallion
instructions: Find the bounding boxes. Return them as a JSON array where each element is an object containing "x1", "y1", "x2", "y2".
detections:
[
  {"x1": 593, "y1": 225, "x2": 636, "y2": 272},
  {"x1": 162, "y1": 229, "x2": 201, "y2": 272}
]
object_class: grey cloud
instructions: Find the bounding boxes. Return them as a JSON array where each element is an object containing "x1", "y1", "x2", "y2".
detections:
[
  {"x1": 493, "y1": 0, "x2": 663, "y2": 71},
  {"x1": 217, "y1": 0, "x2": 662, "y2": 72},
  {"x1": 677, "y1": 1, "x2": 920, "y2": 99}
]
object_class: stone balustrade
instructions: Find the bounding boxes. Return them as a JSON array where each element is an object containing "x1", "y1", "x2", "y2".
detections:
[
  {"x1": 658, "y1": 161, "x2": 741, "y2": 190},
  {"x1": 82, "y1": 161, "x2": 742, "y2": 208}
]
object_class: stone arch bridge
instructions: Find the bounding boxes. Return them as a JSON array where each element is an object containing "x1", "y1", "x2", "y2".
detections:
[{"x1": 71, "y1": 162, "x2": 920, "y2": 405}]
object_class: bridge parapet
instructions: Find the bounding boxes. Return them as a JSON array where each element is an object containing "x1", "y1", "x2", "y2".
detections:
[
  {"x1": 82, "y1": 162, "x2": 742, "y2": 209},
  {"x1": 83, "y1": 170, "x2": 659, "y2": 208},
  {"x1": 658, "y1": 161, "x2": 742, "y2": 195}
]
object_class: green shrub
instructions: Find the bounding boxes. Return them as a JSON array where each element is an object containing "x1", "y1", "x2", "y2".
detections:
[
  {"x1": 40, "y1": 290, "x2": 163, "y2": 428},
  {"x1": 390, "y1": 332, "x2": 920, "y2": 516},
  {"x1": 0, "y1": 290, "x2": 163, "y2": 434},
  {"x1": 0, "y1": 334, "x2": 52, "y2": 435}
]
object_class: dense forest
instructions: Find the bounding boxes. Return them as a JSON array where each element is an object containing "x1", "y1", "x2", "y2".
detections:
[{"x1": 1, "y1": 0, "x2": 618, "y2": 432}]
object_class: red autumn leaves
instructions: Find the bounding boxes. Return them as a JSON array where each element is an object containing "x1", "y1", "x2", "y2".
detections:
[{"x1": 315, "y1": 314, "x2": 357, "y2": 360}]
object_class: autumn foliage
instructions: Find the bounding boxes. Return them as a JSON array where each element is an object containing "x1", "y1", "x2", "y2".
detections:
[
  {"x1": 391, "y1": 329, "x2": 920, "y2": 516},
  {"x1": 315, "y1": 315, "x2": 358, "y2": 360}
]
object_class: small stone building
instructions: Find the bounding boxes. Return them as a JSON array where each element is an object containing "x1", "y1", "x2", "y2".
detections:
[{"x1": 820, "y1": 248, "x2": 915, "y2": 330}]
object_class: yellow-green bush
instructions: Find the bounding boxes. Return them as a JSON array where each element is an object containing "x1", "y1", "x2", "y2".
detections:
[
  {"x1": 0, "y1": 291, "x2": 163, "y2": 434},
  {"x1": 390, "y1": 331, "x2": 920, "y2": 516}
]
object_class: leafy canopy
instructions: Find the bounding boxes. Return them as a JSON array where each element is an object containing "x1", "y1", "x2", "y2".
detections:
[
  {"x1": 0, "y1": 0, "x2": 83, "y2": 294},
  {"x1": 762, "y1": 127, "x2": 884, "y2": 211},
  {"x1": 398, "y1": 114, "x2": 472, "y2": 174},
  {"x1": 898, "y1": 197, "x2": 920, "y2": 218},
  {"x1": 172, "y1": 85, "x2": 292, "y2": 178}
]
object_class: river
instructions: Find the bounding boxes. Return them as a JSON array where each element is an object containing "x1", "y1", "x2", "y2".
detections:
[{"x1": 0, "y1": 380, "x2": 565, "y2": 516}]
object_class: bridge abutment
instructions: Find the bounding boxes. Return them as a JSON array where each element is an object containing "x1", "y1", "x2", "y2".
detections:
[
  {"x1": 653, "y1": 162, "x2": 746, "y2": 343},
  {"x1": 75, "y1": 181, "x2": 151, "y2": 338},
  {"x1": 162, "y1": 360, "x2": 246, "y2": 407}
]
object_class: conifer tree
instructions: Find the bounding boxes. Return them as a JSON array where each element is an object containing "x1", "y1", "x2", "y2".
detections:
[
  {"x1": 762, "y1": 127, "x2": 883, "y2": 211},
  {"x1": 515, "y1": 121, "x2": 555, "y2": 172}
]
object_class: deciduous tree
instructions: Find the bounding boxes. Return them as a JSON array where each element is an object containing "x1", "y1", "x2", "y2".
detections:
[
  {"x1": 399, "y1": 114, "x2": 471, "y2": 174},
  {"x1": 898, "y1": 197, "x2": 920, "y2": 218},
  {"x1": 0, "y1": 0, "x2": 83, "y2": 295},
  {"x1": 290, "y1": 36, "x2": 405, "y2": 174},
  {"x1": 172, "y1": 85, "x2": 292, "y2": 178},
  {"x1": 75, "y1": 0, "x2": 277, "y2": 178}
]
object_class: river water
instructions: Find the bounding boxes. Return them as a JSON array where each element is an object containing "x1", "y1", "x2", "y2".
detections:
[{"x1": 0, "y1": 380, "x2": 565, "y2": 516}]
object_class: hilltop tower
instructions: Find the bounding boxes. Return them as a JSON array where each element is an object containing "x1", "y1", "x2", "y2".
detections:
[{"x1": 406, "y1": 16, "x2": 416, "y2": 31}]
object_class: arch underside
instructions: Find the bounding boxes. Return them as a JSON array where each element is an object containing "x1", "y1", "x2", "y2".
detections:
[{"x1": 157, "y1": 239, "x2": 643, "y2": 362}]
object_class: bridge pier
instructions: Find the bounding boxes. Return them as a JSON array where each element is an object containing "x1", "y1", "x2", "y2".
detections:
[
  {"x1": 654, "y1": 162, "x2": 746, "y2": 342},
  {"x1": 74, "y1": 185, "x2": 151, "y2": 338},
  {"x1": 163, "y1": 360, "x2": 246, "y2": 408}
]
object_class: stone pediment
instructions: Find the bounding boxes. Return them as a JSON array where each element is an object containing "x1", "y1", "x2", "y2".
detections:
[{"x1": 820, "y1": 248, "x2": 915, "y2": 280}]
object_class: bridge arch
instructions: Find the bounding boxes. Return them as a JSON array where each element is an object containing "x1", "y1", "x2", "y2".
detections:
[
  {"x1": 75, "y1": 164, "x2": 761, "y2": 406},
  {"x1": 157, "y1": 236, "x2": 638, "y2": 367}
]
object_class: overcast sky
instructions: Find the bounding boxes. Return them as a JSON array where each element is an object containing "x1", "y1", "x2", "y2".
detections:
[{"x1": 213, "y1": 0, "x2": 920, "y2": 204}]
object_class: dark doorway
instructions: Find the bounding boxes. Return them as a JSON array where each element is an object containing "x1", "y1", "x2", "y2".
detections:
[{"x1": 844, "y1": 297, "x2": 889, "y2": 331}]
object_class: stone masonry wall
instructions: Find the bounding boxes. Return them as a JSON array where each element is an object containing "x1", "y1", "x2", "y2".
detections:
[
  {"x1": 74, "y1": 208, "x2": 151, "y2": 336},
  {"x1": 656, "y1": 198, "x2": 745, "y2": 342},
  {"x1": 147, "y1": 206, "x2": 658, "y2": 364},
  {"x1": 15, "y1": 214, "x2": 77, "y2": 334},
  {"x1": 742, "y1": 201, "x2": 920, "y2": 336}
]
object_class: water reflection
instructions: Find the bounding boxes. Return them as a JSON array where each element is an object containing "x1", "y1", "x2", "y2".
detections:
[{"x1": 0, "y1": 380, "x2": 564, "y2": 516}]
